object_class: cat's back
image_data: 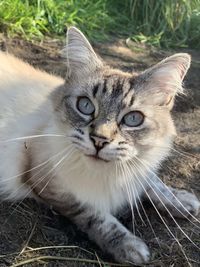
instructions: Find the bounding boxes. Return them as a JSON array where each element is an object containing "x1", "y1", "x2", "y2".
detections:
[
  {"x1": 0, "y1": 51, "x2": 64, "y2": 121},
  {"x1": 0, "y1": 51, "x2": 64, "y2": 86}
]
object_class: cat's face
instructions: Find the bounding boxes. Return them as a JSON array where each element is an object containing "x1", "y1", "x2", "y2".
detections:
[
  {"x1": 52, "y1": 27, "x2": 190, "y2": 167},
  {"x1": 57, "y1": 72, "x2": 173, "y2": 164}
]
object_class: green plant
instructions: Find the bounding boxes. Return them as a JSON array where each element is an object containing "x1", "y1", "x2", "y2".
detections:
[
  {"x1": 0, "y1": 0, "x2": 111, "y2": 40},
  {"x1": 0, "y1": 0, "x2": 199, "y2": 48}
]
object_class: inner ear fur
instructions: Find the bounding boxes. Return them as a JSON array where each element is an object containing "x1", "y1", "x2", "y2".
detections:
[
  {"x1": 62, "y1": 27, "x2": 103, "y2": 79},
  {"x1": 137, "y1": 53, "x2": 191, "y2": 109}
]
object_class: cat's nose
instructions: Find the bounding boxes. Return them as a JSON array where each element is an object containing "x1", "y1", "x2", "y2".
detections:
[{"x1": 90, "y1": 134, "x2": 109, "y2": 151}]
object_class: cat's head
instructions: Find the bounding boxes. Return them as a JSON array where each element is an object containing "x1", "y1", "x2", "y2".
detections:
[{"x1": 51, "y1": 27, "x2": 190, "y2": 169}]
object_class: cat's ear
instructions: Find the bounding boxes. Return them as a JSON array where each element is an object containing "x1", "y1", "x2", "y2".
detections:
[
  {"x1": 138, "y1": 53, "x2": 191, "y2": 109},
  {"x1": 62, "y1": 27, "x2": 103, "y2": 79}
]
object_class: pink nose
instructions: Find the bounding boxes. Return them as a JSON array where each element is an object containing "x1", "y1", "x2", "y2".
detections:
[{"x1": 90, "y1": 134, "x2": 109, "y2": 151}]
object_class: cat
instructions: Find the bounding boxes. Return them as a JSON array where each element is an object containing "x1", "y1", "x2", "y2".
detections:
[{"x1": 0, "y1": 27, "x2": 199, "y2": 265}]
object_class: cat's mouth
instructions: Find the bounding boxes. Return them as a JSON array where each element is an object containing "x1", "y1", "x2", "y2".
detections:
[{"x1": 86, "y1": 154, "x2": 109, "y2": 163}]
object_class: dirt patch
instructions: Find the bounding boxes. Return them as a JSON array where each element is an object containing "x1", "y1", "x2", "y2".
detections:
[{"x1": 0, "y1": 36, "x2": 200, "y2": 267}]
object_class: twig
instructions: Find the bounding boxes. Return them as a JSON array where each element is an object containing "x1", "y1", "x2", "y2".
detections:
[
  {"x1": 0, "y1": 245, "x2": 86, "y2": 258},
  {"x1": 19, "y1": 220, "x2": 37, "y2": 255},
  {"x1": 10, "y1": 255, "x2": 130, "y2": 267},
  {"x1": 95, "y1": 251, "x2": 103, "y2": 267}
]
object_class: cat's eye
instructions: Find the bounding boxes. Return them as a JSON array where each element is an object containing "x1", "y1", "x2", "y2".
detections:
[
  {"x1": 122, "y1": 111, "x2": 144, "y2": 127},
  {"x1": 77, "y1": 97, "x2": 95, "y2": 115}
]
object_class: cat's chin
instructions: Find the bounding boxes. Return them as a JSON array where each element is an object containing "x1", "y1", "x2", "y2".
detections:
[{"x1": 85, "y1": 154, "x2": 110, "y2": 163}]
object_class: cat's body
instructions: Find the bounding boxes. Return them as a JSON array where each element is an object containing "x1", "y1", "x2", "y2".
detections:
[
  {"x1": 0, "y1": 52, "x2": 64, "y2": 200},
  {"x1": 0, "y1": 27, "x2": 199, "y2": 264},
  {"x1": 0, "y1": 52, "x2": 134, "y2": 212}
]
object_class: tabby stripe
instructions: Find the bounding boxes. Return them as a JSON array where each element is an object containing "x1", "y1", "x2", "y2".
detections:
[
  {"x1": 116, "y1": 147, "x2": 127, "y2": 151},
  {"x1": 123, "y1": 84, "x2": 131, "y2": 98},
  {"x1": 86, "y1": 216, "x2": 104, "y2": 229},
  {"x1": 121, "y1": 77, "x2": 125, "y2": 89},
  {"x1": 111, "y1": 78, "x2": 123, "y2": 98},
  {"x1": 72, "y1": 134, "x2": 84, "y2": 141},
  {"x1": 75, "y1": 128, "x2": 84, "y2": 135},
  {"x1": 120, "y1": 102, "x2": 127, "y2": 110},
  {"x1": 102, "y1": 79, "x2": 107, "y2": 94},
  {"x1": 123, "y1": 77, "x2": 136, "y2": 98},
  {"x1": 92, "y1": 84, "x2": 99, "y2": 98},
  {"x1": 68, "y1": 206, "x2": 86, "y2": 218},
  {"x1": 129, "y1": 76, "x2": 136, "y2": 88},
  {"x1": 129, "y1": 95, "x2": 135, "y2": 106},
  {"x1": 118, "y1": 141, "x2": 127, "y2": 145},
  {"x1": 107, "y1": 231, "x2": 127, "y2": 246}
]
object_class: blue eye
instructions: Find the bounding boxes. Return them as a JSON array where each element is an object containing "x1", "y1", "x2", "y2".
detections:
[
  {"x1": 122, "y1": 111, "x2": 144, "y2": 127},
  {"x1": 77, "y1": 97, "x2": 95, "y2": 115}
]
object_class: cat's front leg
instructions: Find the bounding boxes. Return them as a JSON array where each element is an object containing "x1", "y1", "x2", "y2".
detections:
[
  {"x1": 50, "y1": 195, "x2": 150, "y2": 264},
  {"x1": 146, "y1": 175, "x2": 200, "y2": 218}
]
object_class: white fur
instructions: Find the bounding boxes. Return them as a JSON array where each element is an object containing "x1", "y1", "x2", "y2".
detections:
[
  {"x1": 0, "y1": 51, "x2": 143, "y2": 213},
  {"x1": 0, "y1": 43, "x2": 190, "y2": 217},
  {"x1": 0, "y1": 49, "x2": 174, "y2": 215},
  {"x1": 0, "y1": 51, "x2": 62, "y2": 198}
]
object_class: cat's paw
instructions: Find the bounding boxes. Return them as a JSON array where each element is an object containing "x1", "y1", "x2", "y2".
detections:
[
  {"x1": 167, "y1": 187, "x2": 200, "y2": 218},
  {"x1": 113, "y1": 235, "x2": 150, "y2": 264}
]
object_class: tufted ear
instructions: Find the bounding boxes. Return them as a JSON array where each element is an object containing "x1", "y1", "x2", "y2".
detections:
[
  {"x1": 137, "y1": 53, "x2": 191, "y2": 109},
  {"x1": 62, "y1": 27, "x2": 103, "y2": 79}
]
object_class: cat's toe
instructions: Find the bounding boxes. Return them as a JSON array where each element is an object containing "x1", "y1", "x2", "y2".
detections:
[
  {"x1": 171, "y1": 188, "x2": 200, "y2": 217},
  {"x1": 113, "y1": 236, "x2": 150, "y2": 264},
  {"x1": 182, "y1": 194, "x2": 200, "y2": 216}
]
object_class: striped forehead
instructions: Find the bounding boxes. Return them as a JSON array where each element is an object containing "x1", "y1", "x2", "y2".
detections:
[{"x1": 92, "y1": 75, "x2": 136, "y2": 109}]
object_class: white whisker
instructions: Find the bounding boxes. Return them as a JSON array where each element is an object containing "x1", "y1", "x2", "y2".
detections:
[
  {"x1": 1, "y1": 146, "x2": 72, "y2": 182},
  {"x1": 3, "y1": 148, "x2": 74, "y2": 226},
  {"x1": 132, "y1": 159, "x2": 200, "y2": 253},
  {"x1": 125, "y1": 161, "x2": 161, "y2": 249},
  {"x1": 38, "y1": 149, "x2": 75, "y2": 195},
  {"x1": 117, "y1": 161, "x2": 135, "y2": 235},
  {"x1": 0, "y1": 134, "x2": 66, "y2": 143},
  {"x1": 129, "y1": 159, "x2": 193, "y2": 266},
  {"x1": 0, "y1": 146, "x2": 72, "y2": 203},
  {"x1": 135, "y1": 156, "x2": 200, "y2": 227},
  {"x1": 123, "y1": 161, "x2": 145, "y2": 226}
]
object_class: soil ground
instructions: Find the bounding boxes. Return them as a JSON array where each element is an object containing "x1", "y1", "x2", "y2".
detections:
[{"x1": 0, "y1": 36, "x2": 199, "y2": 267}]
